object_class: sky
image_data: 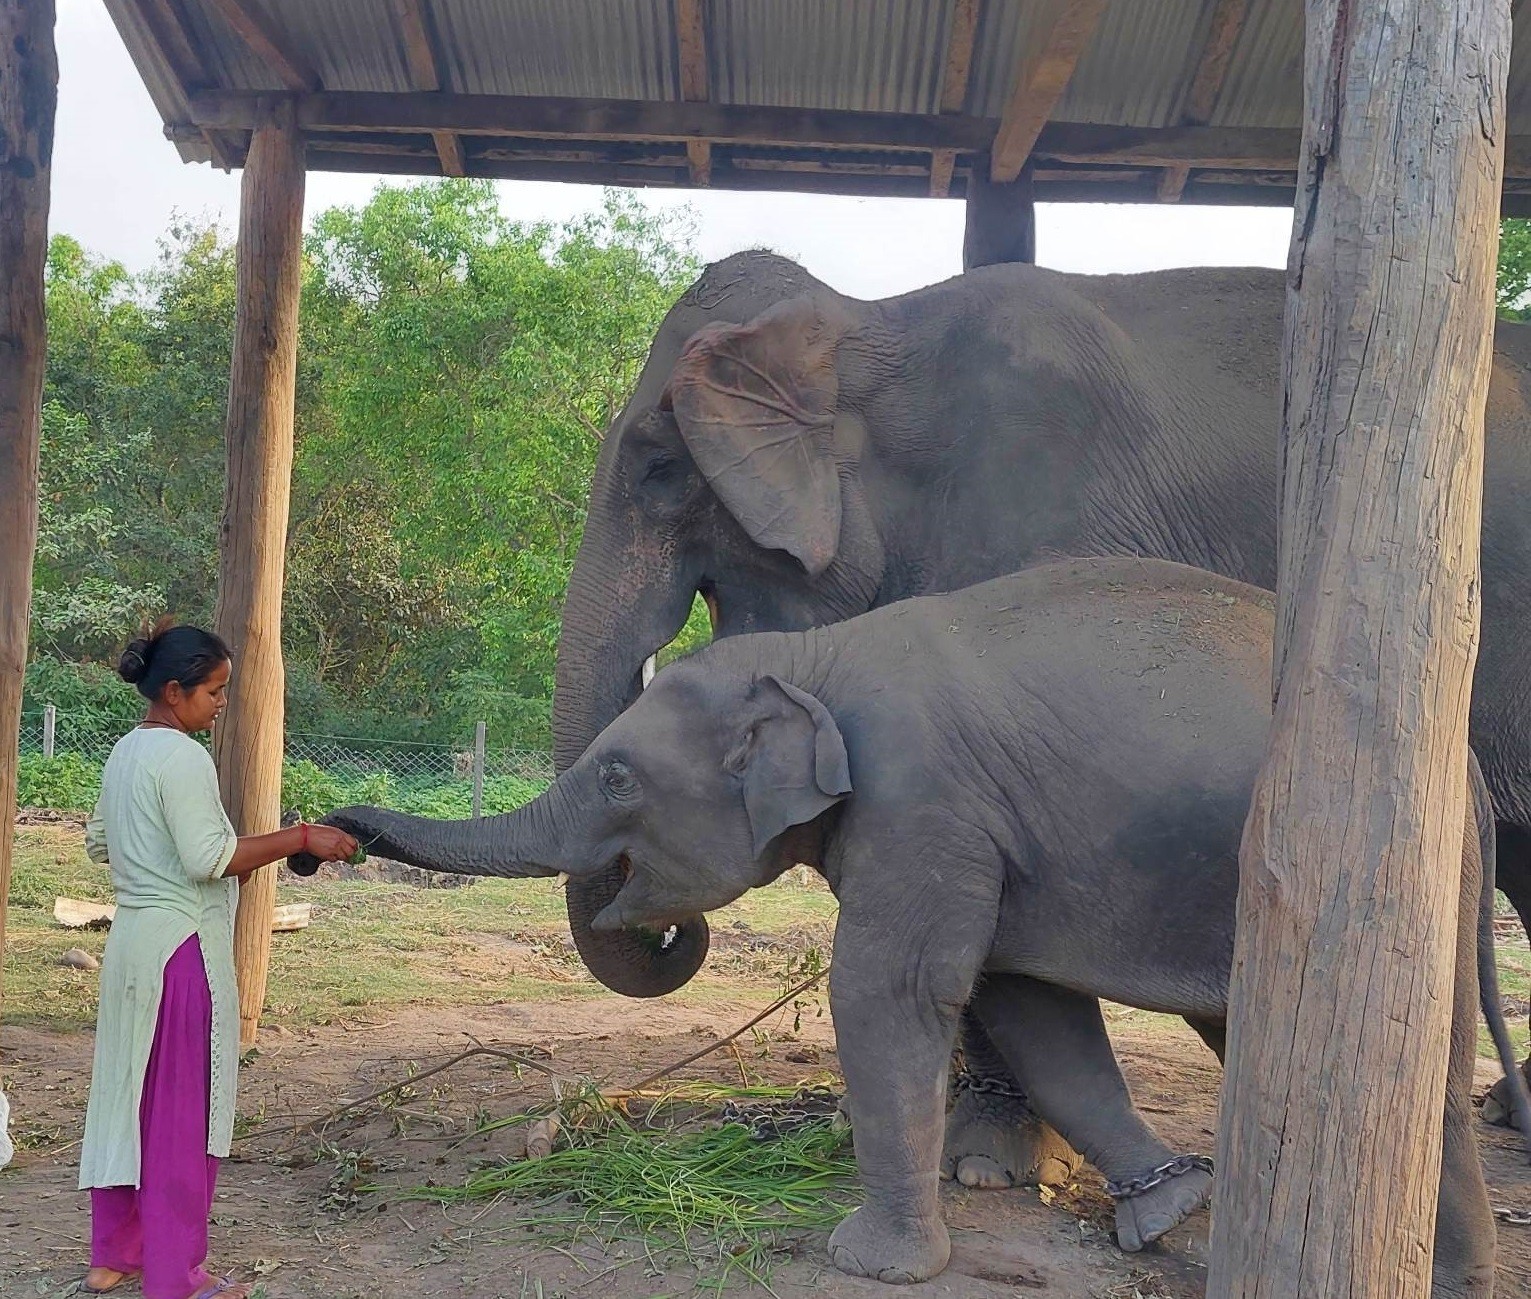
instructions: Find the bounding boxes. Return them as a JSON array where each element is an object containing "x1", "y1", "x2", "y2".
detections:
[{"x1": 52, "y1": 0, "x2": 1293, "y2": 299}]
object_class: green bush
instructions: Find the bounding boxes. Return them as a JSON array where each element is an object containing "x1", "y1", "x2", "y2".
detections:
[{"x1": 18, "y1": 752, "x2": 102, "y2": 811}]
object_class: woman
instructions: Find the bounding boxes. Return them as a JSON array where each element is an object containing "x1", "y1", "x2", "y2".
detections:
[{"x1": 78, "y1": 623, "x2": 358, "y2": 1299}]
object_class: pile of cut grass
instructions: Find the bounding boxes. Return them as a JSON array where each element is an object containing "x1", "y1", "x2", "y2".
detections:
[{"x1": 415, "y1": 1085, "x2": 858, "y2": 1285}]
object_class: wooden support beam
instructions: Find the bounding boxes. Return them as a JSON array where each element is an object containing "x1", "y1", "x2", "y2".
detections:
[
  {"x1": 990, "y1": 0, "x2": 1109, "y2": 183},
  {"x1": 930, "y1": 0, "x2": 982, "y2": 196},
  {"x1": 189, "y1": 89, "x2": 1001, "y2": 152},
  {"x1": 214, "y1": 117, "x2": 305, "y2": 1048},
  {"x1": 0, "y1": 0, "x2": 57, "y2": 1033},
  {"x1": 1159, "y1": 0, "x2": 1250, "y2": 203},
  {"x1": 1208, "y1": 1, "x2": 1510, "y2": 1295},
  {"x1": 205, "y1": 0, "x2": 317, "y2": 92},
  {"x1": 963, "y1": 157, "x2": 1035, "y2": 267},
  {"x1": 676, "y1": 0, "x2": 711, "y2": 185},
  {"x1": 391, "y1": 0, "x2": 464, "y2": 177}
]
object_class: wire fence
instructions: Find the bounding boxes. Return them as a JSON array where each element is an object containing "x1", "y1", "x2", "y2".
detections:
[{"x1": 17, "y1": 707, "x2": 554, "y2": 817}]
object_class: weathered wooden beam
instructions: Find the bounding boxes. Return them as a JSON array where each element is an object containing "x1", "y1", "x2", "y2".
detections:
[
  {"x1": 964, "y1": 158, "x2": 1035, "y2": 267},
  {"x1": 1207, "y1": 0, "x2": 1510, "y2": 1294},
  {"x1": 189, "y1": 89, "x2": 1001, "y2": 151},
  {"x1": 215, "y1": 116, "x2": 305, "y2": 1047},
  {"x1": 930, "y1": 0, "x2": 982, "y2": 196},
  {"x1": 391, "y1": 0, "x2": 464, "y2": 177},
  {"x1": 205, "y1": 0, "x2": 318, "y2": 92},
  {"x1": 990, "y1": 0, "x2": 1109, "y2": 183},
  {"x1": 1159, "y1": 0, "x2": 1251, "y2": 203},
  {"x1": 0, "y1": 0, "x2": 57, "y2": 1031},
  {"x1": 676, "y1": 0, "x2": 711, "y2": 185}
]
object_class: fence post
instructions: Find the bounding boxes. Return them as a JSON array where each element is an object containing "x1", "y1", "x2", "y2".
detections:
[
  {"x1": 472, "y1": 721, "x2": 486, "y2": 818},
  {"x1": 42, "y1": 704, "x2": 55, "y2": 760}
]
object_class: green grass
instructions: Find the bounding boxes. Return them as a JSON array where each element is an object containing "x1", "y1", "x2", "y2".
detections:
[{"x1": 411, "y1": 1087, "x2": 858, "y2": 1286}]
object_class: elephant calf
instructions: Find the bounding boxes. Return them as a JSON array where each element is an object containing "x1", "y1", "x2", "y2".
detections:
[{"x1": 298, "y1": 558, "x2": 1530, "y2": 1294}]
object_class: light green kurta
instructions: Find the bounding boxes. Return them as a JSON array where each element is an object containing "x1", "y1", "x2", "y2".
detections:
[{"x1": 78, "y1": 727, "x2": 240, "y2": 1190}]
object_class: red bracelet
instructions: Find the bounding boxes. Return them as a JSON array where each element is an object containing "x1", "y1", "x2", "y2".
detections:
[{"x1": 299, "y1": 823, "x2": 311, "y2": 854}]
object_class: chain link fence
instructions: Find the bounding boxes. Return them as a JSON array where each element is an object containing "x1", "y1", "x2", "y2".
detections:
[{"x1": 17, "y1": 707, "x2": 553, "y2": 817}]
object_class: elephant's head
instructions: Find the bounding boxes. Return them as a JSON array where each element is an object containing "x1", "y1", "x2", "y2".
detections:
[
  {"x1": 553, "y1": 254, "x2": 888, "y2": 996},
  {"x1": 303, "y1": 661, "x2": 852, "y2": 945}
]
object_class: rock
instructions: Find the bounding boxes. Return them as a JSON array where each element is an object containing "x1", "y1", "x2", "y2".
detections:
[{"x1": 59, "y1": 948, "x2": 100, "y2": 972}]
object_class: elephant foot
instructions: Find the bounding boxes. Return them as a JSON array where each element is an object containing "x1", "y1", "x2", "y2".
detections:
[
  {"x1": 940, "y1": 1077, "x2": 1083, "y2": 1189},
  {"x1": 1108, "y1": 1155, "x2": 1214, "y2": 1253},
  {"x1": 827, "y1": 1205, "x2": 950, "y2": 1284},
  {"x1": 1480, "y1": 1059, "x2": 1531, "y2": 1130}
]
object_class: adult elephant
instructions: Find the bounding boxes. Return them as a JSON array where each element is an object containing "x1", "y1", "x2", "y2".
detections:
[{"x1": 552, "y1": 250, "x2": 1531, "y2": 1149}]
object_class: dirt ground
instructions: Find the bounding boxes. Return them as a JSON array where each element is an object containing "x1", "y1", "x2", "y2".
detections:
[
  {"x1": 1, "y1": 1003, "x2": 1527, "y2": 1299},
  {"x1": 2, "y1": 818, "x2": 1529, "y2": 1298}
]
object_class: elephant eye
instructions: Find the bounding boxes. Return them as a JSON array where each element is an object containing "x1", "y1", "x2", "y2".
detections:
[
  {"x1": 642, "y1": 455, "x2": 681, "y2": 485},
  {"x1": 600, "y1": 760, "x2": 640, "y2": 801}
]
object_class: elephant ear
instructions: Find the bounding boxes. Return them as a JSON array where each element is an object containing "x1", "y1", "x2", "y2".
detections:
[
  {"x1": 726, "y1": 674, "x2": 853, "y2": 859},
  {"x1": 662, "y1": 297, "x2": 848, "y2": 577}
]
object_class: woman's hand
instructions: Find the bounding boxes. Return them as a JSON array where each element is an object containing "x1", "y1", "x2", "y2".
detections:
[{"x1": 304, "y1": 824, "x2": 360, "y2": 864}]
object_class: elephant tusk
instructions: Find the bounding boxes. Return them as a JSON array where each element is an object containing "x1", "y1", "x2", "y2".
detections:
[{"x1": 641, "y1": 655, "x2": 657, "y2": 689}]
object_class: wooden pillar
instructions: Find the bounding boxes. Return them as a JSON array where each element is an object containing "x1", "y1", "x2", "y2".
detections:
[
  {"x1": 1207, "y1": 2, "x2": 1508, "y2": 1296},
  {"x1": 0, "y1": 0, "x2": 57, "y2": 1028},
  {"x1": 962, "y1": 158, "x2": 1035, "y2": 270},
  {"x1": 213, "y1": 117, "x2": 305, "y2": 1048}
]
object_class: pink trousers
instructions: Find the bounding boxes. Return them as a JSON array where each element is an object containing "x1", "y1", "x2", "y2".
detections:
[{"x1": 90, "y1": 936, "x2": 219, "y2": 1299}]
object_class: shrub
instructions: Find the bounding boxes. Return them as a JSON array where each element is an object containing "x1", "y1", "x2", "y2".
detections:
[{"x1": 17, "y1": 752, "x2": 101, "y2": 811}]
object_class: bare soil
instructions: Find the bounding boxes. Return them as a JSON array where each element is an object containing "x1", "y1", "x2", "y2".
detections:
[{"x1": 2, "y1": 1002, "x2": 1528, "y2": 1299}]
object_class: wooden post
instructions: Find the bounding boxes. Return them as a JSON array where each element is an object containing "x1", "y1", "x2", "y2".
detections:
[
  {"x1": 1207, "y1": 3, "x2": 1509, "y2": 1296},
  {"x1": 963, "y1": 158, "x2": 1036, "y2": 270},
  {"x1": 42, "y1": 705, "x2": 56, "y2": 760},
  {"x1": 0, "y1": 0, "x2": 57, "y2": 1030},
  {"x1": 213, "y1": 116, "x2": 305, "y2": 1048},
  {"x1": 471, "y1": 721, "x2": 486, "y2": 819}
]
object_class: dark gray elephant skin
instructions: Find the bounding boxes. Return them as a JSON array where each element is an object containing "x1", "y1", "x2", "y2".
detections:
[
  {"x1": 302, "y1": 560, "x2": 1531, "y2": 1295},
  {"x1": 549, "y1": 252, "x2": 1531, "y2": 1149}
]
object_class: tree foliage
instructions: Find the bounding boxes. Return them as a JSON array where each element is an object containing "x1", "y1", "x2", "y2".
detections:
[{"x1": 34, "y1": 184, "x2": 699, "y2": 746}]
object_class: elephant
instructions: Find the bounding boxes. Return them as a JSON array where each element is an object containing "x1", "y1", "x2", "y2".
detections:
[
  {"x1": 549, "y1": 250, "x2": 1531, "y2": 1167},
  {"x1": 296, "y1": 559, "x2": 1531, "y2": 1294}
]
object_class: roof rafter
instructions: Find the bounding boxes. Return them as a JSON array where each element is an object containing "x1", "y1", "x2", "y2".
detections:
[
  {"x1": 1159, "y1": 0, "x2": 1250, "y2": 202},
  {"x1": 119, "y1": 0, "x2": 237, "y2": 168},
  {"x1": 204, "y1": 0, "x2": 318, "y2": 93},
  {"x1": 391, "y1": 0, "x2": 465, "y2": 177},
  {"x1": 930, "y1": 0, "x2": 983, "y2": 197},
  {"x1": 677, "y1": 0, "x2": 711, "y2": 185},
  {"x1": 990, "y1": 0, "x2": 1109, "y2": 183}
]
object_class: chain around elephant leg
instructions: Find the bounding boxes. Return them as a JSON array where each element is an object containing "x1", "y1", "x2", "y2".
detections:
[{"x1": 940, "y1": 1010, "x2": 1083, "y2": 1189}]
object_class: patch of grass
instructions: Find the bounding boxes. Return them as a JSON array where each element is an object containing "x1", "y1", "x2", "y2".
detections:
[{"x1": 413, "y1": 1088, "x2": 857, "y2": 1286}]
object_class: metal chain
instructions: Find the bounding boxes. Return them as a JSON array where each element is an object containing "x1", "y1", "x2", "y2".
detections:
[
  {"x1": 1104, "y1": 1153, "x2": 1215, "y2": 1201},
  {"x1": 952, "y1": 1070, "x2": 1030, "y2": 1102},
  {"x1": 719, "y1": 1086, "x2": 845, "y2": 1142}
]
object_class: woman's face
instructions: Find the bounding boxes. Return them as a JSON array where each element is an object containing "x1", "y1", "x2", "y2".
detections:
[{"x1": 162, "y1": 659, "x2": 232, "y2": 734}]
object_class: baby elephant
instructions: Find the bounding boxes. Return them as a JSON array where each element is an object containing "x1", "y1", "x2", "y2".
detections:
[{"x1": 298, "y1": 558, "x2": 1529, "y2": 1295}]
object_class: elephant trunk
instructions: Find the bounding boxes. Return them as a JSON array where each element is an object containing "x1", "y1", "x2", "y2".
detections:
[
  {"x1": 290, "y1": 783, "x2": 572, "y2": 881},
  {"x1": 552, "y1": 506, "x2": 711, "y2": 998}
]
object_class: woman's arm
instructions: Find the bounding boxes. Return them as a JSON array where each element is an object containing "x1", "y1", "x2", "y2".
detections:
[{"x1": 224, "y1": 823, "x2": 358, "y2": 881}]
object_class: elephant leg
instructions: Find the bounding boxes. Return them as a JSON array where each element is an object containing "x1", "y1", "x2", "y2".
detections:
[
  {"x1": 825, "y1": 846, "x2": 999, "y2": 1285},
  {"x1": 1185, "y1": 1016, "x2": 1226, "y2": 1063},
  {"x1": 1484, "y1": 821, "x2": 1531, "y2": 1129},
  {"x1": 971, "y1": 974, "x2": 1213, "y2": 1253},
  {"x1": 1433, "y1": 829, "x2": 1496, "y2": 1299},
  {"x1": 940, "y1": 1007, "x2": 1083, "y2": 1189}
]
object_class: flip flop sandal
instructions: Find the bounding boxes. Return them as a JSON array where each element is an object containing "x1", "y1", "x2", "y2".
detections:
[
  {"x1": 82, "y1": 1271, "x2": 140, "y2": 1294},
  {"x1": 191, "y1": 1280, "x2": 247, "y2": 1299}
]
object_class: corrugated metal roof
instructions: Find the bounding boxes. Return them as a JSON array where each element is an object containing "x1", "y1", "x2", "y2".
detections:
[{"x1": 97, "y1": 0, "x2": 1531, "y2": 211}]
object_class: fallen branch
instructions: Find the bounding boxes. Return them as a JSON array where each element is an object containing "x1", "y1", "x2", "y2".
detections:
[{"x1": 613, "y1": 970, "x2": 828, "y2": 1096}]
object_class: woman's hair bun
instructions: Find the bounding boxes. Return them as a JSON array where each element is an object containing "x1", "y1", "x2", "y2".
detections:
[{"x1": 118, "y1": 638, "x2": 153, "y2": 685}]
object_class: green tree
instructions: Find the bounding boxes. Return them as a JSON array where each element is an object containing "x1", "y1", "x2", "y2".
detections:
[{"x1": 1498, "y1": 219, "x2": 1531, "y2": 318}]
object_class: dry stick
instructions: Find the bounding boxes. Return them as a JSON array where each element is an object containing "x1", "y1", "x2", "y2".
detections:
[
  {"x1": 615, "y1": 970, "x2": 827, "y2": 1095},
  {"x1": 237, "y1": 1046, "x2": 556, "y2": 1140}
]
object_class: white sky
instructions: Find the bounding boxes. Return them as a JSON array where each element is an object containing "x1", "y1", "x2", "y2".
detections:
[{"x1": 53, "y1": 0, "x2": 1293, "y2": 298}]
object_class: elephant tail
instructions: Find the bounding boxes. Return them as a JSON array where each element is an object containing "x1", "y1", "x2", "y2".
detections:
[{"x1": 1472, "y1": 751, "x2": 1531, "y2": 1156}]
